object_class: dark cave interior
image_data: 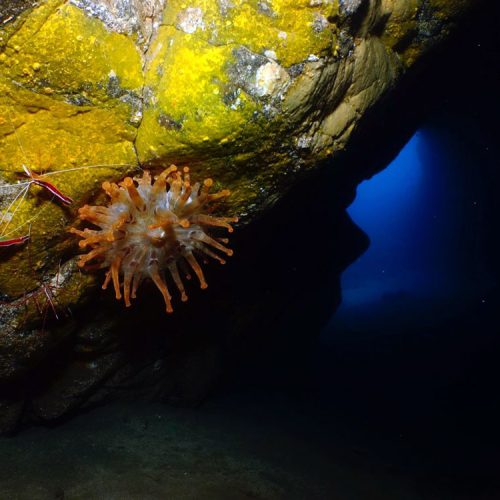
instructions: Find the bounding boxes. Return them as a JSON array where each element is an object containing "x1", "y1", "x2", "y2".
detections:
[{"x1": 0, "y1": 2, "x2": 499, "y2": 499}]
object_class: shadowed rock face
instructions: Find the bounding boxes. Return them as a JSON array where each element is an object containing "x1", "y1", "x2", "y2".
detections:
[{"x1": 0, "y1": 0, "x2": 477, "y2": 431}]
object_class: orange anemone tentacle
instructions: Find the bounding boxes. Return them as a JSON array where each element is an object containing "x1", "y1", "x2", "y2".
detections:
[{"x1": 71, "y1": 165, "x2": 237, "y2": 313}]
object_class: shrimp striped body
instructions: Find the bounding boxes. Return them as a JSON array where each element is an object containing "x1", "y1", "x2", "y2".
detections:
[{"x1": 70, "y1": 165, "x2": 237, "y2": 313}]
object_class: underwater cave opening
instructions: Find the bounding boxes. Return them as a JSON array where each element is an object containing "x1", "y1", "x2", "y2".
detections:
[
  {"x1": 310, "y1": 66, "x2": 500, "y2": 482},
  {"x1": 324, "y1": 0, "x2": 500, "y2": 342},
  {"x1": 327, "y1": 121, "x2": 497, "y2": 335}
]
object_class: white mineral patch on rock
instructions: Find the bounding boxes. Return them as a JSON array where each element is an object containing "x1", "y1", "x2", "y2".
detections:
[
  {"x1": 70, "y1": 0, "x2": 165, "y2": 49},
  {"x1": 313, "y1": 13, "x2": 330, "y2": 32},
  {"x1": 176, "y1": 7, "x2": 205, "y2": 34},
  {"x1": 296, "y1": 135, "x2": 313, "y2": 149},
  {"x1": 217, "y1": 0, "x2": 234, "y2": 16},
  {"x1": 339, "y1": 0, "x2": 365, "y2": 15},
  {"x1": 255, "y1": 61, "x2": 290, "y2": 97},
  {"x1": 264, "y1": 50, "x2": 278, "y2": 61}
]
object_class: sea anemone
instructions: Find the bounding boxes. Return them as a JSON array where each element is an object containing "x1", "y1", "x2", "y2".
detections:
[{"x1": 70, "y1": 165, "x2": 238, "y2": 313}]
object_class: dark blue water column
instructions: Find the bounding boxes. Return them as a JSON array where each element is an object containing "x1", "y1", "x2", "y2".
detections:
[{"x1": 329, "y1": 124, "x2": 494, "y2": 333}]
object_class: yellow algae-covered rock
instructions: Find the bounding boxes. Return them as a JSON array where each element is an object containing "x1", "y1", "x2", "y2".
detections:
[
  {"x1": 0, "y1": 0, "x2": 472, "y2": 308},
  {"x1": 136, "y1": 0, "x2": 340, "y2": 213},
  {"x1": 0, "y1": 3, "x2": 142, "y2": 332},
  {"x1": 0, "y1": 0, "x2": 477, "y2": 427}
]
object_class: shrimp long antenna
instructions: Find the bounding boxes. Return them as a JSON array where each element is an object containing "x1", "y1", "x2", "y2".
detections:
[
  {"x1": 39, "y1": 163, "x2": 136, "y2": 177},
  {"x1": 5, "y1": 105, "x2": 30, "y2": 168},
  {"x1": 0, "y1": 201, "x2": 46, "y2": 239},
  {"x1": 0, "y1": 183, "x2": 29, "y2": 235}
]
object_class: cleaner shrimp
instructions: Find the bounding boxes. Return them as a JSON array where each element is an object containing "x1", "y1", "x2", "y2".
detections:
[
  {"x1": 0, "y1": 102, "x2": 139, "y2": 332},
  {"x1": 0, "y1": 224, "x2": 72, "y2": 330},
  {"x1": 0, "y1": 106, "x2": 137, "y2": 249}
]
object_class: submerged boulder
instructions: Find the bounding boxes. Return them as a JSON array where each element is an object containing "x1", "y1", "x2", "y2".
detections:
[{"x1": 0, "y1": 0, "x2": 474, "y2": 430}]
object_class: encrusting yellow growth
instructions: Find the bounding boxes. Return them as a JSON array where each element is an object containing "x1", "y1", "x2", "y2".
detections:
[{"x1": 70, "y1": 166, "x2": 238, "y2": 313}]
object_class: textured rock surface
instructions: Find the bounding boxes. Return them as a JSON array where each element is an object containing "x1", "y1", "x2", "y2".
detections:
[{"x1": 0, "y1": 0, "x2": 475, "y2": 430}]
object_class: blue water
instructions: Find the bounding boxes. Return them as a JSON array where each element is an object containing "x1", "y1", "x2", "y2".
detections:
[{"x1": 330, "y1": 124, "x2": 495, "y2": 332}]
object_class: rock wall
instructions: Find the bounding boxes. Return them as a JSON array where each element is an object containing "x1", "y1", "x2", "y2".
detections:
[{"x1": 0, "y1": 0, "x2": 475, "y2": 431}]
